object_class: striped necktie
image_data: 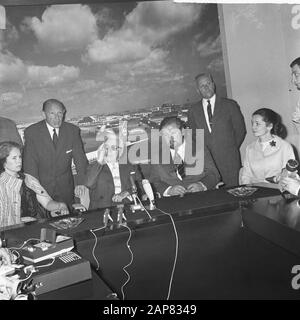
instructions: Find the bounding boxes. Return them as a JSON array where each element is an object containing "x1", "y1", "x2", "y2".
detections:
[
  {"x1": 53, "y1": 128, "x2": 58, "y2": 149},
  {"x1": 174, "y1": 151, "x2": 186, "y2": 179},
  {"x1": 207, "y1": 99, "x2": 213, "y2": 128}
]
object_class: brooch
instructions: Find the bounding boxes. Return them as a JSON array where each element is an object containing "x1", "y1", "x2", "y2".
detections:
[{"x1": 269, "y1": 140, "x2": 276, "y2": 147}]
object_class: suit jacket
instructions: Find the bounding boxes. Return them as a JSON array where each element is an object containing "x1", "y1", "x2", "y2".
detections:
[
  {"x1": 187, "y1": 95, "x2": 246, "y2": 186},
  {"x1": 0, "y1": 116, "x2": 23, "y2": 145},
  {"x1": 240, "y1": 135, "x2": 295, "y2": 184},
  {"x1": 23, "y1": 120, "x2": 88, "y2": 205},
  {"x1": 84, "y1": 162, "x2": 141, "y2": 210},
  {"x1": 149, "y1": 143, "x2": 220, "y2": 196}
]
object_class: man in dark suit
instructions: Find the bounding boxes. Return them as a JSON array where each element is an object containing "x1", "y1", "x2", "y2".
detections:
[
  {"x1": 83, "y1": 128, "x2": 141, "y2": 210},
  {"x1": 187, "y1": 73, "x2": 246, "y2": 187},
  {"x1": 291, "y1": 57, "x2": 300, "y2": 91},
  {"x1": 0, "y1": 116, "x2": 23, "y2": 145},
  {"x1": 23, "y1": 99, "x2": 88, "y2": 206},
  {"x1": 149, "y1": 116, "x2": 220, "y2": 197}
]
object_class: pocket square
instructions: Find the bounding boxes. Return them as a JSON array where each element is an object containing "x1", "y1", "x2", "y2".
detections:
[{"x1": 66, "y1": 149, "x2": 72, "y2": 154}]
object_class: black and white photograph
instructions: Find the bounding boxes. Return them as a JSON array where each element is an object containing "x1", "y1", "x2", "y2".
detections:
[{"x1": 0, "y1": 0, "x2": 300, "y2": 304}]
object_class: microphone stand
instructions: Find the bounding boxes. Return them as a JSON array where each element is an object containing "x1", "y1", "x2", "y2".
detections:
[{"x1": 130, "y1": 192, "x2": 143, "y2": 213}]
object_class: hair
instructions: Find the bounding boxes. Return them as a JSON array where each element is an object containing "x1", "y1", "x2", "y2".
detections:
[
  {"x1": 195, "y1": 72, "x2": 214, "y2": 83},
  {"x1": 290, "y1": 57, "x2": 300, "y2": 68},
  {"x1": 159, "y1": 116, "x2": 186, "y2": 131},
  {"x1": 252, "y1": 108, "x2": 285, "y2": 138},
  {"x1": 0, "y1": 141, "x2": 22, "y2": 174},
  {"x1": 42, "y1": 99, "x2": 66, "y2": 113}
]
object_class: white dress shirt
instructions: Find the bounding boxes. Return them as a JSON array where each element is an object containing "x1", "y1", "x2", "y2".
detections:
[
  {"x1": 46, "y1": 122, "x2": 59, "y2": 139},
  {"x1": 106, "y1": 161, "x2": 122, "y2": 194},
  {"x1": 202, "y1": 94, "x2": 216, "y2": 133},
  {"x1": 163, "y1": 142, "x2": 206, "y2": 196}
]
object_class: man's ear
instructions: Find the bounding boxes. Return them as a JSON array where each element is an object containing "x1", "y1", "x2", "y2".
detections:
[{"x1": 41, "y1": 111, "x2": 46, "y2": 119}]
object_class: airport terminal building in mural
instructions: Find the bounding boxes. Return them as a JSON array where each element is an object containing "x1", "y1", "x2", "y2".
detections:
[{"x1": 0, "y1": 1, "x2": 226, "y2": 162}]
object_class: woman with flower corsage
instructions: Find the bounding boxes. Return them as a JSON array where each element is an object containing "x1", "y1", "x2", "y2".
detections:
[{"x1": 239, "y1": 108, "x2": 295, "y2": 184}]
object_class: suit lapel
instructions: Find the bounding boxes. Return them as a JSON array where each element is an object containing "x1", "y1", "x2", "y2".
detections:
[
  {"x1": 197, "y1": 100, "x2": 211, "y2": 134},
  {"x1": 211, "y1": 95, "x2": 222, "y2": 127},
  {"x1": 119, "y1": 164, "x2": 128, "y2": 192},
  {"x1": 56, "y1": 122, "x2": 67, "y2": 156},
  {"x1": 41, "y1": 121, "x2": 56, "y2": 153}
]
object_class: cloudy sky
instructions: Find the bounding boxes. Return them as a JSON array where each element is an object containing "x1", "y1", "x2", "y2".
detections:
[{"x1": 0, "y1": 1, "x2": 225, "y2": 123}]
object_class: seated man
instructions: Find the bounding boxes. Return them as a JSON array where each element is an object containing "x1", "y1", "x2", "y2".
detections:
[
  {"x1": 149, "y1": 116, "x2": 220, "y2": 197},
  {"x1": 81, "y1": 128, "x2": 141, "y2": 210}
]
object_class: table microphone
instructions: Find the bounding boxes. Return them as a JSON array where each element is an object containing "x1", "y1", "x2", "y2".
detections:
[
  {"x1": 129, "y1": 171, "x2": 142, "y2": 212},
  {"x1": 280, "y1": 159, "x2": 299, "y2": 200},
  {"x1": 130, "y1": 172, "x2": 138, "y2": 194},
  {"x1": 142, "y1": 179, "x2": 155, "y2": 210}
]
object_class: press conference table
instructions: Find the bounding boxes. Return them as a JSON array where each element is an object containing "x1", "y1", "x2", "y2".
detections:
[{"x1": 2, "y1": 186, "x2": 300, "y2": 300}]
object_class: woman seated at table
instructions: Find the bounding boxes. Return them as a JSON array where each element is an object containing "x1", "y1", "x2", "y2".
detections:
[
  {"x1": 0, "y1": 141, "x2": 69, "y2": 228},
  {"x1": 240, "y1": 108, "x2": 295, "y2": 185},
  {"x1": 79, "y1": 128, "x2": 142, "y2": 210}
]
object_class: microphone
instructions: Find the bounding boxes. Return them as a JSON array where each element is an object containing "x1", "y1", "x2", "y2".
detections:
[
  {"x1": 130, "y1": 171, "x2": 137, "y2": 194},
  {"x1": 279, "y1": 159, "x2": 299, "y2": 198},
  {"x1": 142, "y1": 179, "x2": 155, "y2": 210},
  {"x1": 129, "y1": 171, "x2": 142, "y2": 212},
  {"x1": 285, "y1": 159, "x2": 299, "y2": 177}
]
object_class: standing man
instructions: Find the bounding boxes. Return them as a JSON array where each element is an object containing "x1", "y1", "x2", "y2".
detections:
[
  {"x1": 291, "y1": 57, "x2": 300, "y2": 91},
  {"x1": 0, "y1": 116, "x2": 22, "y2": 145},
  {"x1": 188, "y1": 73, "x2": 246, "y2": 187},
  {"x1": 23, "y1": 99, "x2": 88, "y2": 207},
  {"x1": 290, "y1": 57, "x2": 300, "y2": 125}
]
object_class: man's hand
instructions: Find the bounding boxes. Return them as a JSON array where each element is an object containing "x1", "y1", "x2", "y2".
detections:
[
  {"x1": 187, "y1": 182, "x2": 206, "y2": 193},
  {"x1": 51, "y1": 202, "x2": 69, "y2": 217},
  {"x1": 280, "y1": 177, "x2": 300, "y2": 196},
  {"x1": 167, "y1": 185, "x2": 186, "y2": 196},
  {"x1": 96, "y1": 143, "x2": 107, "y2": 165},
  {"x1": 74, "y1": 185, "x2": 88, "y2": 198},
  {"x1": 72, "y1": 203, "x2": 87, "y2": 212},
  {"x1": 112, "y1": 191, "x2": 131, "y2": 203}
]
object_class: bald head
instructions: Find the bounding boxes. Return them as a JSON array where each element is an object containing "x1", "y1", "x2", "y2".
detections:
[
  {"x1": 42, "y1": 99, "x2": 66, "y2": 128},
  {"x1": 42, "y1": 99, "x2": 66, "y2": 113},
  {"x1": 195, "y1": 73, "x2": 216, "y2": 99}
]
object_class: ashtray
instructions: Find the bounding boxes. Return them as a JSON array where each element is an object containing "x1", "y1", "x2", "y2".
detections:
[
  {"x1": 227, "y1": 186, "x2": 258, "y2": 197},
  {"x1": 49, "y1": 217, "x2": 84, "y2": 230}
]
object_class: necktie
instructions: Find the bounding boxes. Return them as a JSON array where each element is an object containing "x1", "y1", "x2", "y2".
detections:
[
  {"x1": 53, "y1": 128, "x2": 58, "y2": 149},
  {"x1": 207, "y1": 99, "x2": 213, "y2": 128},
  {"x1": 174, "y1": 152, "x2": 186, "y2": 179}
]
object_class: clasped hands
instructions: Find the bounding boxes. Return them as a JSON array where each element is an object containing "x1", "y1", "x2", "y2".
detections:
[
  {"x1": 167, "y1": 182, "x2": 206, "y2": 196},
  {"x1": 112, "y1": 191, "x2": 132, "y2": 203}
]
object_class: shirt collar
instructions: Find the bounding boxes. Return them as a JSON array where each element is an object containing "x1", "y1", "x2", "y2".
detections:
[
  {"x1": 203, "y1": 94, "x2": 216, "y2": 106},
  {"x1": 106, "y1": 160, "x2": 119, "y2": 170},
  {"x1": 170, "y1": 141, "x2": 186, "y2": 160},
  {"x1": 45, "y1": 121, "x2": 59, "y2": 136}
]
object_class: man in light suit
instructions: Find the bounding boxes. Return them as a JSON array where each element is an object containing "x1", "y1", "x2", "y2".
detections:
[
  {"x1": 149, "y1": 116, "x2": 220, "y2": 197},
  {"x1": 23, "y1": 99, "x2": 88, "y2": 207},
  {"x1": 0, "y1": 116, "x2": 22, "y2": 145},
  {"x1": 187, "y1": 73, "x2": 246, "y2": 187}
]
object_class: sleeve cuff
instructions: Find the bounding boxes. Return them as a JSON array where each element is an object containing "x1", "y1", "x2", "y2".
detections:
[{"x1": 163, "y1": 186, "x2": 172, "y2": 197}]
